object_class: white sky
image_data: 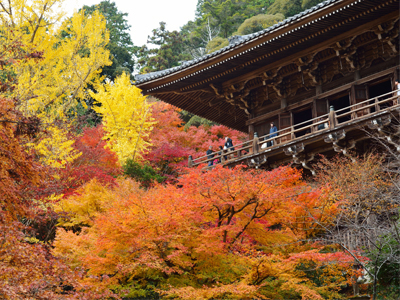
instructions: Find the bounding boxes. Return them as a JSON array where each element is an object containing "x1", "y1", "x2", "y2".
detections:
[{"x1": 63, "y1": 0, "x2": 198, "y2": 46}]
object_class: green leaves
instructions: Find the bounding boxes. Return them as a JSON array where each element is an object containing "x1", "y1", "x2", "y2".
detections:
[
  {"x1": 123, "y1": 159, "x2": 165, "y2": 188},
  {"x1": 82, "y1": 0, "x2": 136, "y2": 80},
  {"x1": 137, "y1": 22, "x2": 191, "y2": 73},
  {"x1": 236, "y1": 13, "x2": 285, "y2": 35}
]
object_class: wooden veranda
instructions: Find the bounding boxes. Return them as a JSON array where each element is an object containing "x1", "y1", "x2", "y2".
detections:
[{"x1": 189, "y1": 90, "x2": 400, "y2": 173}]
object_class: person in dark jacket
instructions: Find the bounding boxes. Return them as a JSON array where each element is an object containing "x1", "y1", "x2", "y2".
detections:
[
  {"x1": 206, "y1": 145, "x2": 214, "y2": 166},
  {"x1": 224, "y1": 137, "x2": 234, "y2": 150},
  {"x1": 317, "y1": 117, "x2": 328, "y2": 130},
  {"x1": 224, "y1": 137, "x2": 234, "y2": 160},
  {"x1": 267, "y1": 122, "x2": 278, "y2": 146}
]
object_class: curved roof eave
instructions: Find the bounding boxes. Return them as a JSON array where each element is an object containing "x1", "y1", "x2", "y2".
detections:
[{"x1": 135, "y1": 0, "x2": 342, "y2": 86}]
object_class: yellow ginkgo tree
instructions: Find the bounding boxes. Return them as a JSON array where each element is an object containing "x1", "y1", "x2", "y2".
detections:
[
  {"x1": 91, "y1": 73, "x2": 154, "y2": 163},
  {"x1": 0, "y1": 0, "x2": 112, "y2": 167}
]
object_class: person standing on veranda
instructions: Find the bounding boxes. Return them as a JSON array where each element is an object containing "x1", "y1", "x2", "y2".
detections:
[
  {"x1": 268, "y1": 122, "x2": 278, "y2": 146},
  {"x1": 206, "y1": 145, "x2": 214, "y2": 166},
  {"x1": 394, "y1": 79, "x2": 400, "y2": 106},
  {"x1": 224, "y1": 137, "x2": 234, "y2": 160}
]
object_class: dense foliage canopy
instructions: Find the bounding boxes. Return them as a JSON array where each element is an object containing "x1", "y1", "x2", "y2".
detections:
[{"x1": 1, "y1": 1, "x2": 398, "y2": 299}]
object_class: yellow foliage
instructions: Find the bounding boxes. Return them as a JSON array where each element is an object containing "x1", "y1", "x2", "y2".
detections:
[
  {"x1": 10, "y1": 9, "x2": 111, "y2": 118},
  {"x1": 91, "y1": 73, "x2": 155, "y2": 163},
  {"x1": 1, "y1": 0, "x2": 111, "y2": 168},
  {"x1": 54, "y1": 179, "x2": 114, "y2": 228},
  {"x1": 28, "y1": 124, "x2": 81, "y2": 168},
  {"x1": 53, "y1": 227, "x2": 97, "y2": 269}
]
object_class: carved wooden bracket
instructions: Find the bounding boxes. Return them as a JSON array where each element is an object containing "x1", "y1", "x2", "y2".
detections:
[
  {"x1": 372, "y1": 18, "x2": 399, "y2": 54},
  {"x1": 249, "y1": 155, "x2": 268, "y2": 168},
  {"x1": 367, "y1": 116, "x2": 392, "y2": 132},
  {"x1": 324, "y1": 129, "x2": 346, "y2": 143},
  {"x1": 297, "y1": 154, "x2": 316, "y2": 176},
  {"x1": 295, "y1": 54, "x2": 321, "y2": 86},
  {"x1": 367, "y1": 19, "x2": 400, "y2": 61},
  {"x1": 332, "y1": 37, "x2": 354, "y2": 54},
  {"x1": 368, "y1": 116, "x2": 400, "y2": 152},
  {"x1": 331, "y1": 36, "x2": 359, "y2": 71},
  {"x1": 333, "y1": 140, "x2": 356, "y2": 162},
  {"x1": 209, "y1": 83, "x2": 251, "y2": 114},
  {"x1": 209, "y1": 83, "x2": 223, "y2": 96},
  {"x1": 324, "y1": 130, "x2": 356, "y2": 161},
  {"x1": 259, "y1": 68, "x2": 285, "y2": 97},
  {"x1": 283, "y1": 143, "x2": 305, "y2": 156},
  {"x1": 284, "y1": 143, "x2": 316, "y2": 175}
]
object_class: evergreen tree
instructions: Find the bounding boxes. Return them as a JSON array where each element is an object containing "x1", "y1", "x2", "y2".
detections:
[
  {"x1": 181, "y1": 0, "x2": 275, "y2": 56},
  {"x1": 82, "y1": 0, "x2": 137, "y2": 80},
  {"x1": 137, "y1": 22, "x2": 191, "y2": 73},
  {"x1": 267, "y1": 0, "x2": 325, "y2": 18},
  {"x1": 236, "y1": 13, "x2": 285, "y2": 35}
]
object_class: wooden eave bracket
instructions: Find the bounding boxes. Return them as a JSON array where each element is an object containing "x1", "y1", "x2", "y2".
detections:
[
  {"x1": 368, "y1": 116, "x2": 400, "y2": 152},
  {"x1": 324, "y1": 130, "x2": 356, "y2": 161},
  {"x1": 248, "y1": 155, "x2": 268, "y2": 169},
  {"x1": 284, "y1": 143, "x2": 316, "y2": 175}
]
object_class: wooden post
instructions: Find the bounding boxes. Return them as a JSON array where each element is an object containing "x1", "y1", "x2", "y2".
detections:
[
  {"x1": 248, "y1": 124, "x2": 254, "y2": 140},
  {"x1": 188, "y1": 155, "x2": 193, "y2": 167},
  {"x1": 281, "y1": 97, "x2": 287, "y2": 109},
  {"x1": 375, "y1": 96, "x2": 380, "y2": 112},
  {"x1": 354, "y1": 70, "x2": 361, "y2": 81},
  {"x1": 253, "y1": 132, "x2": 259, "y2": 154},
  {"x1": 248, "y1": 124, "x2": 255, "y2": 154},
  {"x1": 328, "y1": 105, "x2": 337, "y2": 129},
  {"x1": 316, "y1": 85, "x2": 322, "y2": 96}
]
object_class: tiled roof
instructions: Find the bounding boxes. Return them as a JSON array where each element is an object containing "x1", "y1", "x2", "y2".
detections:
[{"x1": 135, "y1": 0, "x2": 340, "y2": 84}]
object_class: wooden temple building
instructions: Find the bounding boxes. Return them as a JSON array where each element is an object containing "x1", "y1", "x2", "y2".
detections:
[{"x1": 135, "y1": 0, "x2": 400, "y2": 173}]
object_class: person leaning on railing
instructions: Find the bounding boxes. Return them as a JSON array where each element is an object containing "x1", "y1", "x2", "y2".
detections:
[
  {"x1": 317, "y1": 117, "x2": 329, "y2": 130},
  {"x1": 267, "y1": 122, "x2": 278, "y2": 146},
  {"x1": 394, "y1": 79, "x2": 400, "y2": 106},
  {"x1": 206, "y1": 145, "x2": 214, "y2": 166},
  {"x1": 224, "y1": 137, "x2": 234, "y2": 159}
]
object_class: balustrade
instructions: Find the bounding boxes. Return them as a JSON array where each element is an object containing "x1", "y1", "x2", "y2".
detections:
[{"x1": 189, "y1": 90, "x2": 400, "y2": 168}]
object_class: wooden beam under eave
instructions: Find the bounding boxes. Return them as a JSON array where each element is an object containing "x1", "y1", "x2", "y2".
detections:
[{"x1": 246, "y1": 65, "x2": 399, "y2": 126}]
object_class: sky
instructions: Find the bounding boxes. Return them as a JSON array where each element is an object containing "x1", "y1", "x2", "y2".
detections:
[{"x1": 63, "y1": 0, "x2": 198, "y2": 46}]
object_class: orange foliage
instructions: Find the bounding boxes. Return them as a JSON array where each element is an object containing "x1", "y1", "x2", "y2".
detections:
[
  {"x1": 143, "y1": 101, "x2": 247, "y2": 178},
  {"x1": 53, "y1": 165, "x2": 352, "y2": 299},
  {"x1": 0, "y1": 97, "x2": 116, "y2": 299}
]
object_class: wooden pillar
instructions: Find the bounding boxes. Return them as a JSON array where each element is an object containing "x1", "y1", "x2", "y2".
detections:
[
  {"x1": 354, "y1": 70, "x2": 361, "y2": 81},
  {"x1": 392, "y1": 67, "x2": 399, "y2": 90},
  {"x1": 316, "y1": 85, "x2": 322, "y2": 96},
  {"x1": 281, "y1": 97, "x2": 287, "y2": 109},
  {"x1": 290, "y1": 111, "x2": 295, "y2": 138},
  {"x1": 188, "y1": 155, "x2": 193, "y2": 167},
  {"x1": 253, "y1": 132, "x2": 259, "y2": 154},
  {"x1": 328, "y1": 105, "x2": 337, "y2": 129},
  {"x1": 350, "y1": 84, "x2": 356, "y2": 119},
  {"x1": 248, "y1": 124, "x2": 254, "y2": 140},
  {"x1": 248, "y1": 112, "x2": 255, "y2": 153}
]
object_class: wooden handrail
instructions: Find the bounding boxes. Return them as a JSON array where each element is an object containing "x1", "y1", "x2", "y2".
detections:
[
  {"x1": 192, "y1": 140, "x2": 253, "y2": 165},
  {"x1": 257, "y1": 90, "x2": 399, "y2": 143},
  {"x1": 190, "y1": 89, "x2": 400, "y2": 167}
]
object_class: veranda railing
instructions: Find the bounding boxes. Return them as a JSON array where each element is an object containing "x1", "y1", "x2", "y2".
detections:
[{"x1": 189, "y1": 89, "x2": 399, "y2": 167}]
